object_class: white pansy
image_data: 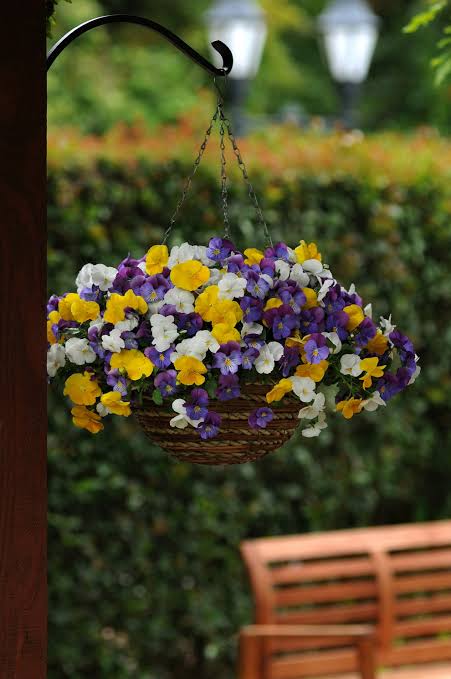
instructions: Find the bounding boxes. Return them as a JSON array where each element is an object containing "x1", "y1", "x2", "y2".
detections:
[
  {"x1": 137, "y1": 261, "x2": 147, "y2": 273},
  {"x1": 340, "y1": 354, "x2": 363, "y2": 377},
  {"x1": 65, "y1": 337, "x2": 96, "y2": 365},
  {"x1": 193, "y1": 330, "x2": 220, "y2": 355},
  {"x1": 261, "y1": 273, "x2": 274, "y2": 289},
  {"x1": 380, "y1": 315, "x2": 396, "y2": 336},
  {"x1": 89, "y1": 317, "x2": 104, "y2": 332},
  {"x1": 171, "y1": 331, "x2": 220, "y2": 363},
  {"x1": 317, "y1": 278, "x2": 335, "y2": 303},
  {"x1": 290, "y1": 376, "x2": 316, "y2": 403},
  {"x1": 148, "y1": 300, "x2": 164, "y2": 315},
  {"x1": 164, "y1": 288, "x2": 195, "y2": 314},
  {"x1": 254, "y1": 342, "x2": 283, "y2": 374},
  {"x1": 290, "y1": 263, "x2": 310, "y2": 287},
  {"x1": 115, "y1": 317, "x2": 139, "y2": 332},
  {"x1": 362, "y1": 391, "x2": 386, "y2": 412},
  {"x1": 408, "y1": 364, "x2": 421, "y2": 385},
  {"x1": 194, "y1": 245, "x2": 215, "y2": 267},
  {"x1": 150, "y1": 314, "x2": 178, "y2": 352},
  {"x1": 275, "y1": 260, "x2": 290, "y2": 281},
  {"x1": 302, "y1": 412, "x2": 328, "y2": 438},
  {"x1": 287, "y1": 247, "x2": 297, "y2": 263},
  {"x1": 47, "y1": 343, "x2": 66, "y2": 377},
  {"x1": 102, "y1": 328, "x2": 125, "y2": 353},
  {"x1": 169, "y1": 399, "x2": 203, "y2": 429},
  {"x1": 364, "y1": 303, "x2": 373, "y2": 318},
  {"x1": 298, "y1": 392, "x2": 326, "y2": 420},
  {"x1": 323, "y1": 331, "x2": 342, "y2": 354},
  {"x1": 241, "y1": 322, "x2": 264, "y2": 338},
  {"x1": 348, "y1": 283, "x2": 356, "y2": 295},
  {"x1": 302, "y1": 258, "x2": 323, "y2": 274},
  {"x1": 170, "y1": 339, "x2": 196, "y2": 363},
  {"x1": 96, "y1": 403, "x2": 110, "y2": 417},
  {"x1": 75, "y1": 263, "x2": 117, "y2": 293},
  {"x1": 206, "y1": 268, "x2": 221, "y2": 286},
  {"x1": 218, "y1": 273, "x2": 247, "y2": 300},
  {"x1": 167, "y1": 243, "x2": 197, "y2": 268}
]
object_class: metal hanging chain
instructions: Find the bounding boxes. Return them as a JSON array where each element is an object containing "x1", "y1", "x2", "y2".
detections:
[
  {"x1": 218, "y1": 101, "x2": 231, "y2": 239},
  {"x1": 216, "y1": 88, "x2": 273, "y2": 247},
  {"x1": 162, "y1": 106, "x2": 220, "y2": 244}
]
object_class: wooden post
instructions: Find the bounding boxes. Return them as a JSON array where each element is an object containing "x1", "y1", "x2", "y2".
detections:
[{"x1": 0, "y1": 5, "x2": 47, "y2": 679}]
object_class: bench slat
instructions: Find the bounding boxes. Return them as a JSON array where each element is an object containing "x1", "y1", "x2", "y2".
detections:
[
  {"x1": 274, "y1": 580, "x2": 378, "y2": 607},
  {"x1": 275, "y1": 602, "x2": 379, "y2": 625},
  {"x1": 270, "y1": 558, "x2": 374, "y2": 584}
]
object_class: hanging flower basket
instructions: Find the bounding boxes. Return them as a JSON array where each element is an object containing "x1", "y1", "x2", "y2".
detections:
[{"x1": 46, "y1": 98, "x2": 420, "y2": 465}]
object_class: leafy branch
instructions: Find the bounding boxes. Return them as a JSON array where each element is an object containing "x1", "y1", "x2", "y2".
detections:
[{"x1": 404, "y1": 0, "x2": 451, "y2": 85}]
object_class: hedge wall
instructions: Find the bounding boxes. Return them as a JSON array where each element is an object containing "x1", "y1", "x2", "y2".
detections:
[{"x1": 48, "y1": 121, "x2": 451, "y2": 679}]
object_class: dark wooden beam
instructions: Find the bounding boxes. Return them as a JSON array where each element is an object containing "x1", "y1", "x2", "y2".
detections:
[{"x1": 0, "y1": 4, "x2": 47, "y2": 678}]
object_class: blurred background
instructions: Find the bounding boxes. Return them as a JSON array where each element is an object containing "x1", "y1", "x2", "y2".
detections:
[{"x1": 47, "y1": 1, "x2": 451, "y2": 678}]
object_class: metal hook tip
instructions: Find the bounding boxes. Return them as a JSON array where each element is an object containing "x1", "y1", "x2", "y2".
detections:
[{"x1": 211, "y1": 40, "x2": 233, "y2": 75}]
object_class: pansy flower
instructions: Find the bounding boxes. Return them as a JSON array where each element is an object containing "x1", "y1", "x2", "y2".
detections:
[
  {"x1": 154, "y1": 370, "x2": 178, "y2": 398},
  {"x1": 240, "y1": 296, "x2": 263, "y2": 323},
  {"x1": 185, "y1": 388, "x2": 209, "y2": 421},
  {"x1": 145, "y1": 346, "x2": 173, "y2": 369},
  {"x1": 213, "y1": 341, "x2": 242, "y2": 375},
  {"x1": 206, "y1": 237, "x2": 234, "y2": 262},
  {"x1": 245, "y1": 271, "x2": 271, "y2": 300},
  {"x1": 249, "y1": 407, "x2": 274, "y2": 429},
  {"x1": 198, "y1": 412, "x2": 222, "y2": 440},
  {"x1": 325, "y1": 310, "x2": 349, "y2": 341},
  {"x1": 216, "y1": 374, "x2": 240, "y2": 401}
]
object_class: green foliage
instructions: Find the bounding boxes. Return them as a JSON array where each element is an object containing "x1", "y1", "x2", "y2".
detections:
[
  {"x1": 48, "y1": 122, "x2": 451, "y2": 678},
  {"x1": 404, "y1": 0, "x2": 451, "y2": 84}
]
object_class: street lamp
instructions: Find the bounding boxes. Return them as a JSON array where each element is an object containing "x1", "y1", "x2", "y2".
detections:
[
  {"x1": 318, "y1": 0, "x2": 380, "y2": 128},
  {"x1": 205, "y1": 0, "x2": 267, "y2": 135}
]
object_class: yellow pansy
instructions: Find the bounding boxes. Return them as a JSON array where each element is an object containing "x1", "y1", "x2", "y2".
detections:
[
  {"x1": 47, "y1": 310, "x2": 61, "y2": 344},
  {"x1": 195, "y1": 285, "x2": 219, "y2": 321},
  {"x1": 110, "y1": 349, "x2": 153, "y2": 381},
  {"x1": 264, "y1": 298, "x2": 283, "y2": 311},
  {"x1": 64, "y1": 372, "x2": 102, "y2": 405},
  {"x1": 145, "y1": 244, "x2": 169, "y2": 275},
  {"x1": 366, "y1": 331, "x2": 389, "y2": 356},
  {"x1": 100, "y1": 391, "x2": 131, "y2": 417},
  {"x1": 211, "y1": 323, "x2": 241, "y2": 345},
  {"x1": 104, "y1": 290, "x2": 148, "y2": 325},
  {"x1": 243, "y1": 248, "x2": 264, "y2": 265},
  {"x1": 174, "y1": 356, "x2": 207, "y2": 386},
  {"x1": 58, "y1": 293, "x2": 81, "y2": 321},
  {"x1": 170, "y1": 260, "x2": 210, "y2": 291},
  {"x1": 266, "y1": 379, "x2": 293, "y2": 404},
  {"x1": 71, "y1": 405, "x2": 104, "y2": 434},
  {"x1": 359, "y1": 357, "x2": 386, "y2": 389},
  {"x1": 343, "y1": 304, "x2": 365, "y2": 331},
  {"x1": 71, "y1": 298, "x2": 100, "y2": 324},
  {"x1": 336, "y1": 398, "x2": 364, "y2": 419},
  {"x1": 302, "y1": 288, "x2": 318, "y2": 310},
  {"x1": 210, "y1": 299, "x2": 243, "y2": 327},
  {"x1": 285, "y1": 332, "x2": 306, "y2": 350},
  {"x1": 294, "y1": 240, "x2": 322, "y2": 264},
  {"x1": 295, "y1": 360, "x2": 329, "y2": 383}
]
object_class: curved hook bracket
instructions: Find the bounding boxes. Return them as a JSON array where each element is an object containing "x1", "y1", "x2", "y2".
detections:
[{"x1": 46, "y1": 14, "x2": 234, "y2": 76}]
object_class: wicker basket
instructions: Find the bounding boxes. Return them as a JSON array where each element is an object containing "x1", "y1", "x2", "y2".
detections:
[{"x1": 132, "y1": 383, "x2": 301, "y2": 465}]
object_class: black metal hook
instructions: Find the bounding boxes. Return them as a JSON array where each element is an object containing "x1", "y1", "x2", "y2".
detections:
[{"x1": 46, "y1": 14, "x2": 234, "y2": 76}]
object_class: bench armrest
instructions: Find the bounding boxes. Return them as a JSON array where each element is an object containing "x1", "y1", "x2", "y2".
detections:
[{"x1": 239, "y1": 624, "x2": 376, "y2": 679}]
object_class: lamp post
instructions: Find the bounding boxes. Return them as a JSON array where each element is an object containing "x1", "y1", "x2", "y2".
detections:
[
  {"x1": 318, "y1": 0, "x2": 380, "y2": 129},
  {"x1": 205, "y1": 0, "x2": 267, "y2": 136}
]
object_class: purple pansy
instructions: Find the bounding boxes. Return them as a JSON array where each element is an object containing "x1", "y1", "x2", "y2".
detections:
[
  {"x1": 135, "y1": 320, "x2": 152, "y2": 341},
  {"x1": 242, "y1": 347, "x2": 259, "y2": 370},
  {"x1": 227, "y1": 254, "x2": 245, "y2": 273},
  {"x1": 265, "y1": 242, "x2": 289, "y2": 261},
  {"x1": 216, "y1": 374, "x2": 240, "y2": 401},
  {"x1": 177, "y1": 312, "x2": 203, "y2": 337},
  {"x1": 243, "y1": 334, "x2": 265, "y2": 351},
  {"x1": 198, "y1": 412, "x2": 222, "y2": 440},
  {"x1": 135, "y1": 274, "x2": 171, "y2": 303},
  {"x1": 145, "y1": 346, "x2": 173, "y2": 369},
  {"x1": 185, "y1": 388, "x2": 209, "y2": 421},
  {"x1": 279, "y1": 287, "x2": 307, "y2": 314},
  {"x1": 264, "y1": 304, "x2": 299, "y2": 340},
  {"x1": 207, "y1": 237, "x2": 234, "y2": 262},
  {"x1": 213, "y1": 342, "x2": 242, "y2": 375},
  {"x1": 389, "y1": 330, "x2": 415, "y2": 358},
  {"x1": 304, "y1": 335, "x2": 330, "y2": 364},
  {"x1": 245, "y1": 271, "x2": 271, "y2": 300},
  {"x1": 355, "y1": 317, "x2": 377, "y2": 347},
  {"x1": 248, "y1": 407, "x2": 274, "y2": 429},
  {"x1": 87, "y1": 325, "x2": 107, "y2": 359},
  {"x1": 325, "y1": 310, "x2": 350, "y2": 341},
  {"x1": 154, "y1": 370, "x2": 178, "y2": 398},
  {"x1": 280, "y1": 345, "x2": 300, "y2": 377},
  {"x1": 80, "y1": 286, "x2": 102, "y2": 302},
  {"x1": 106, "y1": 369, "x2": 128, "y2": 396},
  {"x1": 259, "y1": 258, "x2": 276, "y2": 277},
  {"x1": 299, "y1": 307, "x2": 325, "y2": 334},
  {"x1": 240, "y1": 296, "x2": 263, "y2": 323},
  {"x1": 47, "y1": 294, "x2": 60, "y2": 315}
]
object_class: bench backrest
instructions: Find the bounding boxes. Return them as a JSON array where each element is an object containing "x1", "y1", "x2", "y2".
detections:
[{"x1": 241, "y1": 521, "x2": 451, "y2": 678}]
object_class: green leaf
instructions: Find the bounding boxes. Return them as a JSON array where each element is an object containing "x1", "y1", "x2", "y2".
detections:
[
  {"x1": 403, "y1": 1, "x2": 447, "y2": 33},
  {"x1": 152, "y1": 389, "x2": 163, "y2": 406}
]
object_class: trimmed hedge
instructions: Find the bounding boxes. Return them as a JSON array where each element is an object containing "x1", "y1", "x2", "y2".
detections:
[{"x1": 48, "y1": 121, "x2": 451, "y2": 679}]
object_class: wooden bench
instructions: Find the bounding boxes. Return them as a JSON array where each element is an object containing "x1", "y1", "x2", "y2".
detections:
[{"x1": 239, "y1": 521, "x2": 451, "y2": 679}]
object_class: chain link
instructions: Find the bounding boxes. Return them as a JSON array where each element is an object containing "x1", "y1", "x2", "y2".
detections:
[
  {"x1": 218, "y1": 105, "x2": 273, "y2": 248},
  {"x1": 163, "y1": 79, "x2": 273, "y2": 247},
  {"x1": 162, "y1": 107, "x2": 219, "y2": 244},
  {"x1": 218, "y1": 102, "x2": 231, "y2": 239}
]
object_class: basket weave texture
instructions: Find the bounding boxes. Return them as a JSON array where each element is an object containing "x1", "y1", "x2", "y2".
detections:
[{"x1": 133, "y1": 383, "x2": 301, "y2": 465}]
